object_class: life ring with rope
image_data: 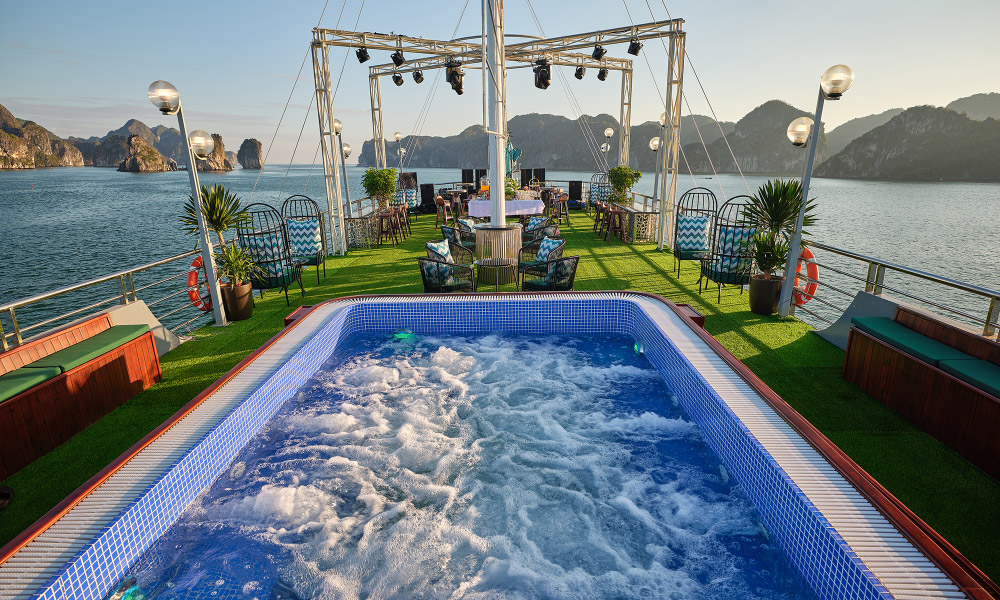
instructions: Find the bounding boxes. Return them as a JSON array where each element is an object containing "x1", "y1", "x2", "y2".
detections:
[
  {"x1": 793, "y1": 246, "x2": 819, "y2": 306},
  {"x1": 186, "y1": 255, "x2": 211, "y2": 312}
]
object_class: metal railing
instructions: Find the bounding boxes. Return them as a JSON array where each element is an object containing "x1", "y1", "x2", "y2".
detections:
[
  {"x1": 0, "y1": 248, "x2": 218, "y2": 351},
  {"x1": 793, "y1": 241, "x2": 1000, "y2": 338}
]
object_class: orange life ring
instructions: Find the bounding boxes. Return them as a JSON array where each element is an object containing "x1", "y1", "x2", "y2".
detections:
[
  {"x1": 186, "y1": 256, "x2": 211, "y2": 312},
  {"x1": 793, "y1": 246, "x2": 819, "y2": 306}
]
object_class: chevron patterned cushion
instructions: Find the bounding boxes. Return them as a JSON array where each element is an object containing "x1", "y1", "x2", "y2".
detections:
[
  {"x1": 718, "y1": 225, "x2": 756, "y2": 272},
  {"x1": 247, "y1": 231, "x2": 285, "y2": 278},
  {"x1": 526, "y1": 216, "x2": 547, "y2": 232},
  {"x1": 535, "y1": 236, "x2": 564, "y2": 263},
  {"x1": 546, "y1": 259, "x2": 574, "y2": 287},
  {"x1": 592, "y1": 184, "x2": 611, "y2": 202},
  {"x1": 675, "y1": 214, "x2": 709, "y2": 251},
  {"x1": 425, "y1": 240, "x2": 454, "y2": 283},
  {"x1": 286, "y1": 218, "x2": 322, "y2": 257},
  {"x1": 457, "y1": 218, "x2": 476, "y2": 232}
]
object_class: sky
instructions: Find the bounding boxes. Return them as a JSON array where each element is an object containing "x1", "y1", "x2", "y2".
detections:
[{"x1": 2, "y1": 0, "x2": 999, "y2": 166}]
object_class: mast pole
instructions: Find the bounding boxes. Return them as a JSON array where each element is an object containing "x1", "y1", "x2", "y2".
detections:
[{"x1": 484, "y1": 0, "x2": 507, "y2": 226}]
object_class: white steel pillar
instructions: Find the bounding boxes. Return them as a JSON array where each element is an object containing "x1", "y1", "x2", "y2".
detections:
[
  {"x1": 369, "y1": 75, "x2": 387, "y2": 168},
  {"x1": 312, "y1": 38, "x2": 347, "y2": 254},
  {"x1": 657, "y1": 33, "x2": 685, "y2": 250},
  {"x1": 484, "y1": 0, "x2": 507, "y2": 226},
  {"x1": 619, "y1": 69, "x2": 632, "y2": 166}
]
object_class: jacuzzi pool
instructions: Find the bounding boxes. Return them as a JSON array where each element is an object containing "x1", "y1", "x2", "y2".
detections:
[{"x1": 0, "y1": 293, "x2": 979, "y2": 600}]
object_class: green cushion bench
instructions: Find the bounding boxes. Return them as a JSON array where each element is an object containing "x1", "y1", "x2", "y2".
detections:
[
  {"x1": 850, "y1": 317, "x2": 973, "y2": 366},
  {"x1": 25, "y1": 324, "x2": 149, "y2": 373},
  {"x1": 0, "y1": 366, "x2": 63, "y2": 403},
  {"x1": 938, "y1": 359, "x2": 1000, "y2": 400}
]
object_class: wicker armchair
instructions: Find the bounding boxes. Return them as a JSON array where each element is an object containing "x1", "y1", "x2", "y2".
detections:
[
  {"x1": 698, "y1": 195, "x2": 755, "y2": 302},
  {"x1": 521, "y1": 216, "x2": 554, "y2": 243},
  {"x1": 672, "y1": 187, "x2": 717, "y2": 277},
  {"x1": 237, "y1": 203, "x2": 305, "y2": 306},
  {"x1": 418, "y1": 239, "x2": 476, "y2": 293},
  {"x1": 280, "y1": 195, "x2": 326, "y2": 284},
  {"x1": 518, "y1": 237, "x2": 566, "y2": 288},
  {"x1": 520, "y1": 255, "x2": 580, "y2": 291},
  {"x1": 444, "y1": 222, "x2": 478, "y2": 251}
]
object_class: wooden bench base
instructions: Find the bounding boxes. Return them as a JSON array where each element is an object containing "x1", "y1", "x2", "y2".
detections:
[
  {"x1": 0, "y1": 332, "x2": 161, "y2": 479},
  {"x1": 844, "y1": 328, "x2": 1000, "y2": 478}
]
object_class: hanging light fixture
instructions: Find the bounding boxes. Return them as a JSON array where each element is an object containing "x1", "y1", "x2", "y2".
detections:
[
  {"x1": 597, "y1": 68, "x2": 609, "y2": 81},
  {"x1": 820, "y1": 64, "x2": 855, "y2": 99},
  {"x1": 392, "y1": 73, "x2": 404, "y2": 86},
  {"x1": 391, "y1": 49, "x2": 405, "y2": 66},
  {"x1": 786, "y1": 117, "x2": 814, "y2": 147},
  {"x1": 446, "y1": 59, "x2": 465, "y2": 95},
  {"x1": 356, "y1": 47, "x2": 370, "y2": 63},
  {"x1": 627, "y1": 38, "x2": 643, "y2": 56},
  {"x1": 412, "y1": 70, "x2": 424, "y2": 84},
  {"x1": 533, "y1": 59, "x2": 551, "y2": 90},
  {"x1": 574, "y1": 66, "x2": 585, "y2": 80},
  {"x1": 592, "y1": 44, "x2": 607, "y2": 60}
]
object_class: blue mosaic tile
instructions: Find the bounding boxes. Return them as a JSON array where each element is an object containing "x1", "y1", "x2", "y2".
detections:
[{"x1": 33, "y1": 297, "x2": 893, "y2": 600}]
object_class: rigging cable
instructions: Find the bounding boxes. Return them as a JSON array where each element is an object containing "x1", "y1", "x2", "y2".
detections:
[{"x1": 248, "y1": 0, "x2": 335, "y2": 202}]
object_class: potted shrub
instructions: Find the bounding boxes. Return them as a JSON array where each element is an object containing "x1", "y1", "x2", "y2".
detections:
[
  {"x1": 362, "y1": 167, "x2": 397, "y2": 211},
  {"x1": 744, "y1": 179, "x2": 817, "y2": 315},
  {"x1": 607, "y1": 165, "x2": 642, "y2": 204},
  {"x1": 213, "y1": 243, "x2": 262, "y2": 321},
  {"x1": 504, "y1": 176, "x2": 518, "y2": 200}
]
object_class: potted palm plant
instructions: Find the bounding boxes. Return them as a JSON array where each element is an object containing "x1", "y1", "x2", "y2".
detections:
[
  {"x1": 361, "y1": 167, "x2": 397, "y2": 211},
  {"x1": 213, "y1": 243, "x2": 262, "y2": 320},
  {"x1": 179, "y1": 184, "x2": 255, "y2": 318},
  {"x1": 744, "y1": 179, "x2": 817, "y2": 315}
]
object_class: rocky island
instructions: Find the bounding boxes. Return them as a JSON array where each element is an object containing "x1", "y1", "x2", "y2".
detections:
[
  {"x1": 237, "y1": 138, "x2": 263, "y2": 169},
  {"x1": 0, "y1": 103, "x2": 84, "y2": 169},
  {"x1": 196, "y1": 134, "x2": 233, "y2": 171},
  {"x1": 117, "y1": 135, "x2": 177, "y2": 172}
]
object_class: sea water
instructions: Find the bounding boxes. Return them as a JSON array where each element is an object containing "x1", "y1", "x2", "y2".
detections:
[{"x1": 106, "y1": 333, "x2": 818, "y2": 600}]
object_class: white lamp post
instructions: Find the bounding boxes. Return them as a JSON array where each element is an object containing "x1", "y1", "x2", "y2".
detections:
[
  {"x1": 777, "y1": 65, "x2": 854, "y2": 317},
  {"x1": 147, "y1": 80, "x2": 227, "y2": 326},
  {"x1": 603, "y1": 127, "x2": 614, "y2": 169},
  {"x1": 333, "y1": 119, "x2": 353, "y2": 220},
  {"x1": 393, "y1": 131, "x2": 403, "y2": 168}
]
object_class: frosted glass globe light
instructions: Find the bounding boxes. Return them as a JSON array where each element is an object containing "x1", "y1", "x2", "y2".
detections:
[
  {"x1": 147, "y1": 80, "x2": 179, "y2": 114},
  {"x1": 604, "y1": 127, "x2": 614, "y2": 139},
  {"x1": 820, "y1": 64, "x2": 854, "y2": 99},
  {"x1": 333, "y1": 119, "x2": 343, "y2": 135},
  {"x1": 600, "y1": 142, "x2": 611, "y2": 153},
  {"x1": 649, "y1": 136, "x2": 660, "y2": 151},
  {"x1": 342, "y1": 143, "x2": 352, "y2": 159},
  {"x1": 786, "y1": 117, "x2": 814, "y2": 147},
  {"x1": 188, "y1": 130, "x2": 215, "y2": 159},
  {"x1": 658, "y1": 112, "x2": 666, "y2": 127},
  {"x1": 393, "y1": 131, "x2": 403, "y2": 143}
]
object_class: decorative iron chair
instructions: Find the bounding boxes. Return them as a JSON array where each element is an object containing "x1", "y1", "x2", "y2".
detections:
[
  {"x1": 442, "y1": 224, "x2": 476, "y2": 252},
  {"x1": 520, "y1": 255, "x2": 581, "y2": 291},
  {"x1": 517, "y1": 236, "x2": 566, "y2": 288},
  {"x1": 237, "y1": 203, "x2": 305, "y2": 306},
  {"x1": 589, "y1": 171, "x2": 612, "y2": 211},
  {"x1": 521, "y1": 215, "x2": 554, "y2": 243},
  {"x1": 417, "y1": 239, "x2": 476, "y2": 293},
  {"x1": 280, "y1": 195, "x2": 326, "y2": 284},
  {"x1": 672, "y1": 187, "x2": 718, "y2": 277},
  {"x1": 698, "y1": 195, "x2": 756, "y2": 302}
]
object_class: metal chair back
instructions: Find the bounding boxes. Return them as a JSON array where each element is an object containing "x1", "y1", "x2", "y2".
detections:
[
  {"x1": 280, "y1": 195, "x2": 327, "y2": 258},
  {"x1": 673, "y1": 187, "x2": 718, "y2": 250}
]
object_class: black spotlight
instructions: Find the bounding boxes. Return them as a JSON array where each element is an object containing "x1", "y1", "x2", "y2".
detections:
[
  {"x1": 574, "y1": 66, "x2": 585, "y2": 80},
  {"x1": 446, "y1": 59, "x2": 465, "y2": 95},
  {"x1": 592, "y1": 44, "x2": 607, "y2": 60},
  {"x1": 392, "y1": 73, "x2": 404, "y2": 87},
  {"x1": 597, "y1": 68, "x2": 609, "y2": 81},
  {"x1": 356, "y1": 46, "x2": 370, "y2": 63},
  {"x1": 391, "y1": 50, "x2": 405, "y2": 66},
  {"x1": 627, "y1": 39, "x2": 643, "y2": 56},
  {"x1": 533, "y1": 59, "x2": 551, "y2": 90},
  {"x1": 412, "y1": 70, "x2": 424, "y2": 84}
]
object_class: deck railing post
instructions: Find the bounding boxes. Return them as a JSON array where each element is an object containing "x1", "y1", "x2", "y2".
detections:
[
  {"x1": 10, "y1": 308, "x2": 21, "y2": 347},
  {"x1": 985, "y1": 296, "x2": 1000, "y2": 337},
  {"x1": 118, "y1": 276, "x2": 130, "y2": 305}
]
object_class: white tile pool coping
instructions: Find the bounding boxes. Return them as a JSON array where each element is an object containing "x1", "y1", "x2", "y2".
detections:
[{"x1": 0, "y1": 293, "x2": 968, "y2": 599}]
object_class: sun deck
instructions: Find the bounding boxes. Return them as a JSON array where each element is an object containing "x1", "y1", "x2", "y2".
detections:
[{"x1": 1, "y1": 212, "x2": 998, "y2": 590}]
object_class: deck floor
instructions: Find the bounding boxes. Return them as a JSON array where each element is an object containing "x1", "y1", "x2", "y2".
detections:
[{"x1": 2, "y1": 209, "x2": 999, "y2": 584}]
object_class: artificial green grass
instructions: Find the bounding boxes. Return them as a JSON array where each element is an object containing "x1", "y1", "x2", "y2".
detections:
[{"x1": 2, "y1": 210, "x2": 998, "y2": 583}]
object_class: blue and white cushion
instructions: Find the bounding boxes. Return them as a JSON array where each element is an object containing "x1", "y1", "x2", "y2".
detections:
[
  {"x1": 535, "y1": 236, "x2": 563, "y2": 262},
  {"x1": 675, "y1": 214, "x2": 709, "y2": 251},
  {"x1": 286, "y1": 218, "x2": 322, "y2": 257},
  {"x1": 246, "y1": 231, "x2": 285, "y2": 278},
  {"x1": 718, "y1": 226, "x2": 756, "y2": 272},
  {"x1": 457, "y1": 218, "x2": 476, "y2": 232},
  {"x1": 425, "y1": 240, "x2": 454, "y2": 283},
  {"x1": 546, "y1": 259, "x2": 574, "y2": 287},
  {"x1": 526, "y1": 216, "x2": 546, "y2": 232}
]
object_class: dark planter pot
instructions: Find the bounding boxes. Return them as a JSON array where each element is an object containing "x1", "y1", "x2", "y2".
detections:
[
  {"x1": 749, "y1": 275, "x2": 783, "y2": 315},
  {"x1": 220, "y1": 282, "x2": 254, "y2": 321}
]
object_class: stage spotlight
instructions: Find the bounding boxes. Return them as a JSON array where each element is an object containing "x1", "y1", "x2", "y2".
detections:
[
  {"x1": 533, "y1": 59, "x2": 551, "y2": 90},
  {"x1": 412, "y1": 70, "x2": 424, "y2": 84},
  {"x1": 391, "y1": 50, "x2": 405, "y2": 66},
  {"x1": 356, "y1": 47, "x2": 370, "y2": 63},
  {"x1": 597, "y1": 68, "x2": 609, "y2": 81},
  {"x1": 392, "y1": 73, "x2": 404, "y2": 87},
  {"x1": 592, "y1": 44, "x2": 607, "y2": 60},
  {"x1": 446, "y1": 59, "x2": 465, "y2": 95},
  {"x1": 627, "y1": 39, "x2": 643, "y2": 55},
  {"x1": 574, "y1": 66, "x2": 585, "y2": 80}
]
